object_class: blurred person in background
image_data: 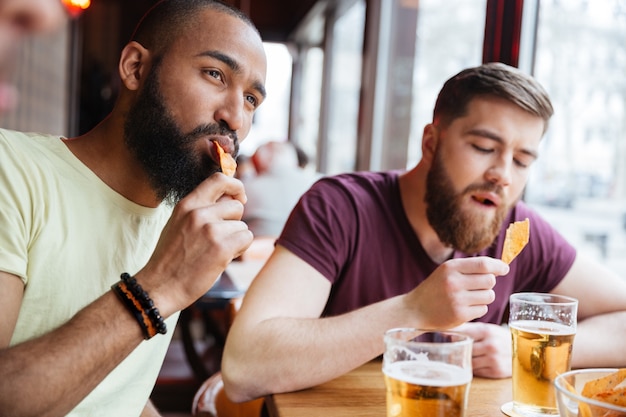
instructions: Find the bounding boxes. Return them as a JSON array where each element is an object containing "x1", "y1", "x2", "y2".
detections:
[
  {"x1": 294, "y1": 143, "x2": 311, "y2": 169},
  {"x1": 0, "y1": 0, "x2": 68, "y2": 112},
  {"x1": 243, "y1": 140, "x2": 321, "y2": 238},
  {"x1": 234, "y1": 153, "x2": 257, "y2": 181}
]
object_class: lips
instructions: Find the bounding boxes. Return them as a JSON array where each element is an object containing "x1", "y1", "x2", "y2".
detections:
[
  {"x1": 471, "y1": 192, "x2": 501, "y2": 207},
  {"x1": 202, "y1": 136, "x2": 230, "y2": 163}
]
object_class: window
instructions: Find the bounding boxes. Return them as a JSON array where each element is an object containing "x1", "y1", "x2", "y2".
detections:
[
  {"x1": 297, "y1": 46, "x2": 324, "y2": 168},
  {"x1": 243, "y1": 43, "x2": 293, "y2": 156},
  {"x1": 407, "y1": 0, "x2": 487, "y2": 167},
  {"x1": 522, "y1": 0, "x2": 626, "y2": 272},
  {"x1": 325, "y1": 0, "x2": 366, "y2": 174}
]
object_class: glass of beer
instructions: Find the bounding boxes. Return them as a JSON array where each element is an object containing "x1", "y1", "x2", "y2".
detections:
[
  {"x1": 383, "y1": 328, "x2": 473, "y2": 417},
  {"x1": 507, "y1": 293, "x2": 578, "y2": 416}
]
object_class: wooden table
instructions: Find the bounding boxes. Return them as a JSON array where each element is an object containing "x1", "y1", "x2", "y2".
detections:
[{"x1": 265, "y1": 360, "x2": 512, "y2": 417}]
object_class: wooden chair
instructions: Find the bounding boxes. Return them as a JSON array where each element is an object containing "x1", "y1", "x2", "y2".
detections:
[{"x1": 192, "y1": 371, "x2": 264, "y2": 417}]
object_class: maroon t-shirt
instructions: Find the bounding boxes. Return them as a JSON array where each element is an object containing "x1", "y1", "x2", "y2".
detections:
[{"x1": 277, "y1": 171, "x2": 576, "y2": 324}]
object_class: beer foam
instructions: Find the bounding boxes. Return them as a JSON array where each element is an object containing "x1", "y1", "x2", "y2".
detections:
[
  {"x1": 510, "y1": 320, "x2": 575, "y2": 335},
  {"x1": 384, "y1": 360, "x2": 472, "y2": 387}
]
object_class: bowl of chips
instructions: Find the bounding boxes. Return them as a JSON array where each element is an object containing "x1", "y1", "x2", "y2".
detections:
[{"x1": 554, "y1": 368, "x2": 626, "y2": 417}]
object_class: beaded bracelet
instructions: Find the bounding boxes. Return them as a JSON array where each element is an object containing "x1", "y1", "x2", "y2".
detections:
[{"x1": 111, "y1": 273, "x2": 167, "y2": 339}]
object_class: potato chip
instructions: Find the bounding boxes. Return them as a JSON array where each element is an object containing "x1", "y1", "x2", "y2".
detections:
[
  {"x1": 582, "y1": 369, "x2": 626, "y2": 410},
  {"x1": 214, "y1": 142, "x2": 237, "y2": 177},
  {"x1": 592, "y1": 387, "x2": 626, "y2": 408},
  {"x1": 583, "y1": 370, "x2": 626, "y2": 397},
  {"x1": 501, "y1": 218, "x2": 530, "y2": 264}
]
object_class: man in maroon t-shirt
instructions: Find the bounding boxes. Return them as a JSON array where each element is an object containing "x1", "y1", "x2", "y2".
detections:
[{"x1": 222, "y1": 63, "x2": 626, "y2": 402}]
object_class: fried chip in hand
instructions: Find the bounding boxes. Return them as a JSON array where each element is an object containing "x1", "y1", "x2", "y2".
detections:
[
  {"x1": 501, "y1": 218, "x2": 530, "y2": 264},
  {"x1": 214, "y1": 142, "x2": 237, "y2": 177}
]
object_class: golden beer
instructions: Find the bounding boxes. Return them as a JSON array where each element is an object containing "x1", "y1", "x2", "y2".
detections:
[
  {"x1": 511, "y1": 320, "x2": 575, "y2": 415},
  {"x1": 384, "y1": 360, "x2": 472, "y2": 417}
]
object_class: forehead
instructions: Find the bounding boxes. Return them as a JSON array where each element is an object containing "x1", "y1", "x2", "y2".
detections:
[
  {"x1": 165, "y1": 8, "x2": 267, "y2": 78},
  {"x1": 464, "y1": 96, "x2": 545, "y2": 129},
  {"x1": 451, "y1": 96, "x2": 545, "y2": 147}
]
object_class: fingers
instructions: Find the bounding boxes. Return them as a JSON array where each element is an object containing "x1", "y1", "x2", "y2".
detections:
[
  {"x1": 453, "y1": 322, "x2": 512, "y2": 378},
  {"x1": 410, "y1": 257, "x2": 508, "y2": 327},
  {"x1": 137, "y1": 175, "x2": 253, "y2": 316},
  {"x1": 446, "y1": 256, "x2": 510, "y2": 277},
  {"x1": 181, "y1": 173, "x2": 247, "y2": 210}
]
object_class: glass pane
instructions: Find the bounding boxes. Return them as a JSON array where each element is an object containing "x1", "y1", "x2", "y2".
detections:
[
  {"x1": 243, "y1": 42, "x2": 293, "y2": 155},
  {"x1": 297, "y1": 46, "x2": 324, "y2": 169},
  {"x1": 523, "y1": 0, "x2": 626, "y2": 273},
  {"x1": 407, "y1": 0, "x2": 487, "y2": 167},
  {"x1": 325, "y1": 0, "x2": 366, "y2": 174}
]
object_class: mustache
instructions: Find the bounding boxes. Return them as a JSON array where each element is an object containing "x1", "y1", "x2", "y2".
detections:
[
  {"x1": 186, "y1": 123, "x2": 239, "y2": 155},
  {"x1": 463, "y1": 182, "x2": 504, "y2": 198}
]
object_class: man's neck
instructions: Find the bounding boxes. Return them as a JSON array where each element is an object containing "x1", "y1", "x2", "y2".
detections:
[
  {"x1": 399, "y1": 164, "x2": 454, "y2": 264},
  {"x1": 62, "y1": 116, "x2": 161, "y2": 208}
]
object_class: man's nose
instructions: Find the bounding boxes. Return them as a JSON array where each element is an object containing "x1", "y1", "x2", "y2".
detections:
[
  {"x1": 485, "y1": 157, "x2": 512, "y2": 187},
  {"x1": 214, "y1": 93, "x2": 244, "y2": 133}
]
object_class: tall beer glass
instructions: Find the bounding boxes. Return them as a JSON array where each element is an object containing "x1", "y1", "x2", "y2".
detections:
[
  {"x1": 383, "y1": 329, "x2": 473, "y2": 417},
  {"x1": 507, "y1": 293, "x2": 578, "y2": 417}
]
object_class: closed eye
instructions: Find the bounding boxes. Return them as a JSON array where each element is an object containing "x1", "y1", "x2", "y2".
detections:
[
  {"x1": 472, "y1": 144, "x2": 493, "y2": 153},
  {"x1": 514, "y1": 157, "x2": 535, "y2": 169}
]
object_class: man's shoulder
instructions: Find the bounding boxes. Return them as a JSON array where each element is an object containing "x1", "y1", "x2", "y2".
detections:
[
  {"x1": 297, "y1": 171, "x2": 401, "y2": 214},
  {"x1": 0, "y1": 128, "x2": 58, "y2": 141},
  {"x1": 318, "y1": 170, "x2": 399, "y2": 188},
  {"x1": 0, "y1": 128, "x2": 61, "y2": 155}
]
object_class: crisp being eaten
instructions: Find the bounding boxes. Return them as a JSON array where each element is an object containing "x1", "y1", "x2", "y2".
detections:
[
  {"x1": 214, "y1": 142, "x2": 237, "y2": 177},
  {"x1": 501, "y1": 218, "x2": 530, "y2": 264}
]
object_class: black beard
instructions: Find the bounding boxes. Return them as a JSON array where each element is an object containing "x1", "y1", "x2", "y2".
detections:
[
  {"x1": 425, "y1": 149, "x2": 506, "y2": 254},
  {"x1": 124, "y1": 63, "x2": 238, "y2": 206}
]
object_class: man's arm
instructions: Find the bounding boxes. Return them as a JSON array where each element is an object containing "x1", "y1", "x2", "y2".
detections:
[
  {"x1": 550, "y1": 253, "x2": 626, "y2": 368},
  {"x1": 222, "y1": 245, "x2": 508, "y2": 402},
  {"x1": 0, "y1": 274, "x2": 148, "y2": 417},
  {"x1": 0, "y1": 174, "x2": 253, "y2": 417}
]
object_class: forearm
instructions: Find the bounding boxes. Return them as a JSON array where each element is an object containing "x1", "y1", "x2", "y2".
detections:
[
  {"x1": 0, "y1": 291, "x2": 145, "y2": 417},
  {"x1": 223, "y1": 296, "x2": 409, "y2": 402},
  {"x1": 571, "y1": 311, "x2": 626, "y2": 368}
]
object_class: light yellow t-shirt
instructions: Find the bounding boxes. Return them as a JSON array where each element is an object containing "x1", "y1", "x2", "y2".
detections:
[{"x1": 0, "y1": 128, "x2": 178, "y2": 416}]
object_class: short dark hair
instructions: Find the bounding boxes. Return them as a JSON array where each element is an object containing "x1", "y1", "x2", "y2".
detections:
[
  {"x1": 130, "y1": 0, "x2": 259, "y2": 57},
  {"x1": 433, "y1": 62, "x2": 554, "y2": 132}
]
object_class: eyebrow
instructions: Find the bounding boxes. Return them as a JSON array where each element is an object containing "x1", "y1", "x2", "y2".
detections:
[
  {"x1": 198, "y1": 50, "x2": 267, "y2": 99},
  {"x1": 468, "y1": 128, "x2": 539, "y2": 159}
]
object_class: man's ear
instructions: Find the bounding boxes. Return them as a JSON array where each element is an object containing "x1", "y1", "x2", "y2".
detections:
[
  {"x1": 421, "y1": 123, "x2": 439, "y2": 163},
  {"x1": 119, "y1": 41, "x2": 150, "y2": 91}
]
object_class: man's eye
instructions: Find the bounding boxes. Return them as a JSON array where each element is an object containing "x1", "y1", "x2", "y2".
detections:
[
  {"x1": 245, "y1": 95, "x2": 258, "y2": 107},
  {"x1": 472, "y1": 144, "x2": 492, "y2": 153},
  {"x1": 206, "y1": 70, "x2": 222, "y2": 81},
  {"x1": 514, "y1": 158, "x2": 533, "y2": 169}
]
